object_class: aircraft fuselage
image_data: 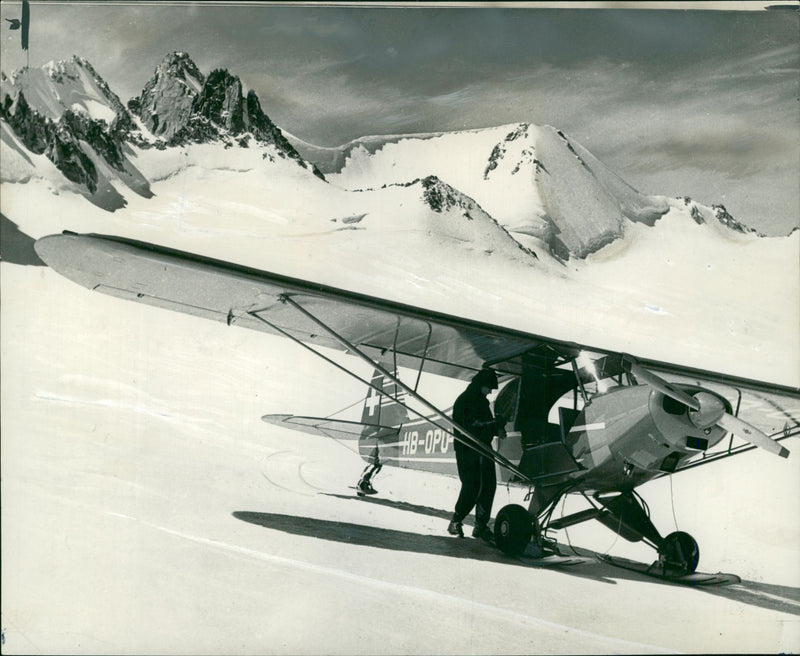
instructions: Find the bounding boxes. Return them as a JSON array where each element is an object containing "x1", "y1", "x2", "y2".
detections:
[{"x1": 358, "y1": 381, "x2": 730, "y2": 494}]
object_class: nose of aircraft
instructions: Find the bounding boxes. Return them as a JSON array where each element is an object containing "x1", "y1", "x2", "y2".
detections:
[
  {"x1": 626, "y1": 356, "x2": 790, "y2": 459},
  {"x1": 688, "y1": 392, "x2": 726, "y2": 429}
]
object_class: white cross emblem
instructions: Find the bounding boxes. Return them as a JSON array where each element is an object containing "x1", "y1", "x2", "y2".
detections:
[{"x1": 365, "y1": 388, "x2": 381, "y2": 416}]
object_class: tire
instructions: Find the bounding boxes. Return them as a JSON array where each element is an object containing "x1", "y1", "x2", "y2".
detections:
[
  {"x1": 494, "y1": 504, "x2": 533, "y2": 556},
  {"x1": 658, "y1": 531, "x2": 700, "y2": 574}
]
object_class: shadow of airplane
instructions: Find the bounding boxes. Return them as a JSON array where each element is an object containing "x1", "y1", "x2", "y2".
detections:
[
  {"x1": 321, "y1": 492, "x2": 468, "y2": 524},
  {"x1": 234, "y1": 494, "x2": 800, "y2": 615},
  {"x1": 232, "y1": 510, "x2": 615, "y2": 585}
]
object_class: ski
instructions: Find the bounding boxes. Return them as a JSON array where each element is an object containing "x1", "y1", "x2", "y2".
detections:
[
  {"x1": 598, "y1": 554, "x2": 741, "y2": 586},
  {"x1": 519, "y1": 553, "x2": 591, "y2": 567}
]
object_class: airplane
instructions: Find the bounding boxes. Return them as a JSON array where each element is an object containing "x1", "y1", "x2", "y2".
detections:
[{"x1": 34, "y1": 231, "x2": 800, "y2": 577}]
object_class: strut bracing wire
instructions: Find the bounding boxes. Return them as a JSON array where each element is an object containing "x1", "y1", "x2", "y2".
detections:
[{"x1": 248, "y1": 298, "x2": 532, "y2": 483}]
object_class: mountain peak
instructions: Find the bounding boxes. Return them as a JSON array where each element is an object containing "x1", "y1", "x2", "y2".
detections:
[
  {"x1": 3, "y1": 55, "x2": 130, "y2": 126},
  {"x1": 192, "y1": 68, "x2": 246, "y2": 134},
  {"x1": 130, "y1": 51, "x2": 205, "y2": 141},
  {"x1": 127, "y1": 54, "x2": 322, "y2": 178}
]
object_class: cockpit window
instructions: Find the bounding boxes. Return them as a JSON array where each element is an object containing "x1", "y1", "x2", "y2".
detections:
[{"x1": 494, "y1": 378, "x2": 520, "y2": 420}]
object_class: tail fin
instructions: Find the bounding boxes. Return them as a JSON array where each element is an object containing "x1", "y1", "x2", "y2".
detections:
[{"x1": 360, "y1": 367, "x2": 410, "y2": 435}]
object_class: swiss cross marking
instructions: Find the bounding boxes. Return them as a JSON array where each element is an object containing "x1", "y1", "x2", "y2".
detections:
[{"x1": 365, "y1": 388, "x2": 381, "y2": 416}]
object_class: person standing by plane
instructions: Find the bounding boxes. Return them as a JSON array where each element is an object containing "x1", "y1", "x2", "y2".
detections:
[{"x1": 447, "y1": 367, "x2": 506, "y2": 542}]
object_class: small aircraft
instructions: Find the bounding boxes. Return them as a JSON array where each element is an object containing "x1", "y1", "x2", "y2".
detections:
[{"x1": 35, "y1": 231, "x2": 799, "y2": 576}]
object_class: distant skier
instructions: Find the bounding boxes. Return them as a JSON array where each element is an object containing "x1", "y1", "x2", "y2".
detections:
[{"x1": 447, "y1": 367, "x2": 506, "y2": 542}]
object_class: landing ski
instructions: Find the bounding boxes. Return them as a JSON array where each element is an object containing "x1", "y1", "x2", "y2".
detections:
[
  {"x1": 348, "y1": 485, "x2": 378, "y2": 497},
  {"x1": 453, "y1": 535, "x2": 589, "y2": 566},
  {"x1": 519, "y1": 552, "x2": 591, "y2": 567},
  {"x1": 598, "y1": 554, "x2": 741, "y2": 586}
]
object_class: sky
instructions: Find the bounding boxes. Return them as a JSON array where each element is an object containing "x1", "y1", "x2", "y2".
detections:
[{"x1": 1, "y1": 1, "x2": 798, "y2": 234}]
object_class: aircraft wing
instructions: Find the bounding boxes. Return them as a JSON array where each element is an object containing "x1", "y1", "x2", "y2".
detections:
[
  {"x1": 262, "y1": 414, "x2": 399, "y2": 442},
  {"x1": 34, "y1": 233, "x2": 799, "y2": 386},
  {"x1": 34, "y1": 232, "x2": 578, "y2": 382},
  {"x1": 35, "y1": 232, "x2": 799, "y2": 456}
]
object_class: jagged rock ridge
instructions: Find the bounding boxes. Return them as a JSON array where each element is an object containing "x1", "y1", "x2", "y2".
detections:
[
  {"x1": 127, "y1": 53, "x2": 323, "y2": 180},
  {"x1": 129, "y1": 51, "x2": 204, "y2": 142},
  {"x1": 681, "y1": 197, "x2": 765, "y2": 237},
  {"x1": 0, "y1": 52, "x2": 324, "y2": 209},
  {"x1": 1, "y1": 57, "x2": 137, "y2": 197}
]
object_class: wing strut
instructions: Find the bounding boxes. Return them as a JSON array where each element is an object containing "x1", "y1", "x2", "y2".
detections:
[{"x1": 248, "y1": 295, "x2": 532, "y2": 483}]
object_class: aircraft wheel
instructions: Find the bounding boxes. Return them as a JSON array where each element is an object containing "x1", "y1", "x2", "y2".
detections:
[
  {"x1": 658, "y1": 531, "x2": 700, "y2": 574},
  {"x1": 494, "y1": 504, "x2": 533, "y2": 556}
]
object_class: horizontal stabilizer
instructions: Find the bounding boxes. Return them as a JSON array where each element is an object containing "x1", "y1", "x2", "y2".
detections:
[{"x1": 262, "y1": 414, "x2": 399, "y2": 442}]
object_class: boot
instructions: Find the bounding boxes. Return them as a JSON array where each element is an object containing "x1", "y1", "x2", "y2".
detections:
[
  {"x1": 447, "y1": 520, "x2": 464, "y2": 538},
  {"x1": 472, "y1": 523, "x2": 495, "y2": 545},
  {"x1": 356, "y1": 479, "x2": 377, "y2": 496}
]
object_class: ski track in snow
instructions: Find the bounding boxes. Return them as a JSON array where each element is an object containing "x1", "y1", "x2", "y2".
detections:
[
  {"x1": 261, "y1": 450, "x2": 319, "y2": 496},
  {"x1": 33, "y1": 391, "x2": 175, "y2": 420}
]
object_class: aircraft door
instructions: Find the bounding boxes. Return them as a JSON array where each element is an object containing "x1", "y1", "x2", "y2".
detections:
[{"x1": 494, "y1": 378, "x2": 523, "y2": 483}]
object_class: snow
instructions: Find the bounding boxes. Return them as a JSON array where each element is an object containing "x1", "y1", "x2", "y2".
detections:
[
  {"x1": 4, "y1": 130, "x2": 797, "y2": 386},
  {"x1": 1, "y1": 261, "x2": 798, "y2": 654},
  {"x1": 329, "y1": 126, "x2": 548, "y2": 239},
  {"x1": 10, "y1": 59, "x2": 119, "y2": 124},
  {"x1": 327, "y1": 124, "x2": 670, "y2": 257}
]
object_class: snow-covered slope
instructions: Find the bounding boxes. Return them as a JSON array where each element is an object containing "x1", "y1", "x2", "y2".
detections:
[
  {"x1": 326, "y1": 123, "x2": 672, "y2": 258},
  {"x1": 0, "y1": 56, "x2": 129, "y2": 124}
]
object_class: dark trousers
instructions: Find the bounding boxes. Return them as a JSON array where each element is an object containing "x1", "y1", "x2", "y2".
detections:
[{"x1": 453, "y1": 448, "x2": 496, "y2": 527}]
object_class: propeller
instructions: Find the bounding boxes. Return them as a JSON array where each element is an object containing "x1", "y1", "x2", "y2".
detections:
[
  {"x1": 626, "y1": 361, "x2": 701, "y2": 412},
  {"x1": 716, "y1": 412, "x2": 790, "y2": 458},
  {"x1": 624, "y1": 357, "x2": 789, "y2": 459}
]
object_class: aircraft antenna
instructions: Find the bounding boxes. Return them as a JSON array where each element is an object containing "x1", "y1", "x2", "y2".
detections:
[
  {"x1": 325, "y1": 395, "x2": 369, "y2": 420},
  {"x1": 668, "y1": 475, "x2": 680, "y2": 532}
]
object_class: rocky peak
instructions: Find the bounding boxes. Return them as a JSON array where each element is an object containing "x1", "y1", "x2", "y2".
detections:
[
  {"x1": 130, "y1": 51, "x2": 204, "y2": 141},
  {"x1": 420, "y1": 175, "x2": 467, "y2": 214},
  {"x1": 192, "y1": 69, "x2": 245, "y2": 133},
  {"x1": 483, "y1": 123, "x2": 533, "y2": 178},
  {"x1": 0, "y1": 55, "x2": 140, "y2": 204},
  {"x1": 1, "y1": 52, "x2": 325, "y2": 205},
  {"x1": 128, "y1": 53, "x2": 323, "y2": 178}
]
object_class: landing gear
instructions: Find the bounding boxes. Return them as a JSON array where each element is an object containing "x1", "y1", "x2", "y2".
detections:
[
  {"x1": 544, "y1": 491, "x2": 703, "y2": 576},
  {"x1": 494, "y1": 504, "x2": 533, "y2": 556},
  {"x1": 594, "y1": 493, "x2": 702, "y2": 575},
  {"x1": 658, "y1": 531, "x2": 700, "y2": 575}
]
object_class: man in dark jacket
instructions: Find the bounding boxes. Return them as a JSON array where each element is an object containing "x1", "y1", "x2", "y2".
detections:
[{"x1": 447, "y1": 367, "x2": 506, "y2": 542}]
